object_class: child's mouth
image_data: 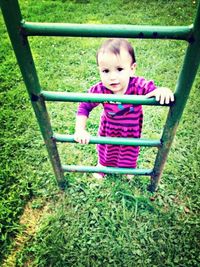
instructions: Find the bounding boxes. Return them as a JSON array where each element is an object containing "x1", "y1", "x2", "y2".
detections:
[{"x1": 110, "y1": 83, "x2": 120, "y2": 87}]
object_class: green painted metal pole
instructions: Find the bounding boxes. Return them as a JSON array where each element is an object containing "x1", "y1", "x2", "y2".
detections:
[
  {"x1": 54, "y1": 134, "x2": 161, "y2": 147},
  {"x1": 149, "y1": 3, "x2": 200, "y2": 192},
  {"x1": 62, "y1": 165, "x2": 153, "y2": 176},
  {"x1": 22, "y1": 21, "x2": 193, "y2": 41},
  {"x1": 0, "y1": 0, "x2": 66, "y2": 189},
  {"x1": 41, "y1": 91, "x2": 170, "y2": 106}
]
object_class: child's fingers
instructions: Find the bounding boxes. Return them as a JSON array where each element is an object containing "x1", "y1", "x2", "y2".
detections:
[
  {"x1": 77, "y1": 138, "x2": 87, "y2": 144},
  {"x1": 82, "y1": 137, "x2": 90, "y2": 144},
  {"x1": 146, "y1": 89, "x2": 174, "y2": 104},
  {"x1": 162, "y1": 91, "x2": 174, "y2": 104},
  {"x1": 146, "y1": 91, "x2": 162, "y2": 102},
  {"x1": 145, "y1": 91, "x2": 154, "y2": 98},
  {"x1": 169, "y1": 92, "x2": 175, "y2": 102},
  {"x1": 165, "y1": 94, "x2": 170, "y2": 104},
  {"x1": 74, "y1": 135, "x2": 79, "y2": 143},
  {"x1": 78, "y1": 137, "x2": 88, "y2": 144},
  {"x1": 74, "y1": 134, "x2": 81, "y2": 143},
  {"x1": 159, "y1": 92, "x2": 166, "y2": 105},
  {"x1": 155, "y1": 93, "x2": 160, "y2": 103},
  {"x1": 74, "y1": 134, "x2": 90, "y2": 144}
]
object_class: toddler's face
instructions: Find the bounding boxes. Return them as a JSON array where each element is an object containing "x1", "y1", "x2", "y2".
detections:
[{"x1": 98, "y1": 48, "x2": 136, "y2": 94}]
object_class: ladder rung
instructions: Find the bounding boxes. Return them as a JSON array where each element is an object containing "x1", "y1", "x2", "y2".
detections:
[
  {"x1": 54, "y1": 134, "x2": 161, "y2": 147},
  {"x1": 22, "y1": 22, "x2": 192, "y2": 41},
  {"x1": 42, "y1": 91, "x2": 170, "y2": 106},
  {"x1": 62, "y1": 165, "x2": 153, "y2": 176}
]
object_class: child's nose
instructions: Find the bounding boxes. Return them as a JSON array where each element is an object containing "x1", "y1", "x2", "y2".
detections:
[{"x1": 110, "y1": 71, "x2": 117, "y2": 80}]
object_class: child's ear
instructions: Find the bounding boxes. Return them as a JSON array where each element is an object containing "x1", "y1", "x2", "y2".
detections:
[{"x1": 130, "y1": 63, "x2": 136, "y2": 77}]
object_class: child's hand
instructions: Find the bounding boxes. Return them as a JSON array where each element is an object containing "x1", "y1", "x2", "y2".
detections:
[
  {"x1": 146, "y1": 87, "x2": 174, "y2": 105},
  {"x1": 74, "y1": 129, "x2": 90, "y2": 144}
]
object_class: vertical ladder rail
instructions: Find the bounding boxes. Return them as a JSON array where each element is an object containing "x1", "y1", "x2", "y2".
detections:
[
  {"x1": 0, "y1": 0, "x2": 66, "y2": 189},
  {"x1": 149, "y1": 3, "x2": 200, "y2": 192}
]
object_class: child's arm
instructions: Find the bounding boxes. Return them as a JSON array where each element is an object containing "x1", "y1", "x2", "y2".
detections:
[
  {"x1": 146, "y1": 87, "x2": 174, "y2": 105},
  {"x1": 74, "y1": 115, "x2": 90, "y2": 144}
]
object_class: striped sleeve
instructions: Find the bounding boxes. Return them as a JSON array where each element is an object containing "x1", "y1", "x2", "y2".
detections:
[
  {"x1": 134, "y1": 77, "x2": 157, "y2": 95},
  {"x1": 77, "y1": 83, "x2": 102, "y2": 117}
]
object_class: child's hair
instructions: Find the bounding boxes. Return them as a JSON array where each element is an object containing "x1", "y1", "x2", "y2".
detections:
[{"x1": 96, "y1": 38, "x2": 136, "y2": 65}]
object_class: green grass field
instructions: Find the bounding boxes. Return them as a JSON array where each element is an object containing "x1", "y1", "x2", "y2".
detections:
[{"x1": 0, "y1": 0, "x2": 200, "y2": 266}]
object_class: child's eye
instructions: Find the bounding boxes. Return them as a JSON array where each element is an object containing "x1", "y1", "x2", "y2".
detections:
[
  {"x1": 117, "y1": 67, "x2": 124, "y2": 72},
  {"x1": 102, "y1": 69, "x2": 109, "y2": 73}
]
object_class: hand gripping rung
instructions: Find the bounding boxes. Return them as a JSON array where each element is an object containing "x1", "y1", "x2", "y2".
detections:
[
  {"x1": 42, "y1": 91, "x2": 171, "y2": 106},
  {"x1": 54, "y1": 134, "x2": 161, "y2": 147}
]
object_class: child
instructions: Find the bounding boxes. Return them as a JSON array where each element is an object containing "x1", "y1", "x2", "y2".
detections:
[{"x1": 74, "y1": 39, "x2": 174, "y2": 179}]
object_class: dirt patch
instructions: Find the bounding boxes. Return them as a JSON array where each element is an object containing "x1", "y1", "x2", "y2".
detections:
[{"x1": 2, "y1": 199, "x2": 50, "y2": 267}]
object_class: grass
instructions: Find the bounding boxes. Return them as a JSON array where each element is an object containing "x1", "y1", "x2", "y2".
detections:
[{"x1": 0, "y1": 0, "x2": 200, "y2": 266}]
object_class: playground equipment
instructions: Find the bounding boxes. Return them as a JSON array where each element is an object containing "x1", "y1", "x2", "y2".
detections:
[{"x1": 1, "y1": 0, "x2": 200, "y2": 192}]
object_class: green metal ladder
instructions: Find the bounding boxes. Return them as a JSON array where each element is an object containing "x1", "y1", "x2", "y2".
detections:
[{"x1": 1, "y1": 0, "x2": 200, "y2": 192}]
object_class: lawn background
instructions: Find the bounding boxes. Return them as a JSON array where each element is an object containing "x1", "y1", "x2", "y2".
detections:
[{"x1": 0, "y1": 0, "x2": 200, "y2": 266}]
